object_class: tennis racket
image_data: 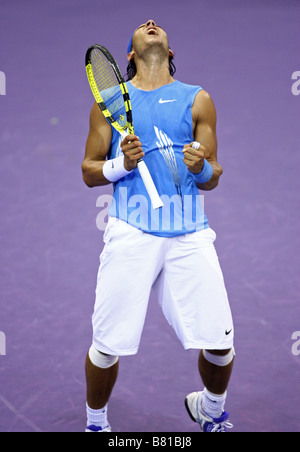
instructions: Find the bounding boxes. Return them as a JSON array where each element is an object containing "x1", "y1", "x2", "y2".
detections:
[{"x1": 85, "y1": 44, "x2": 164, "y2": 210}]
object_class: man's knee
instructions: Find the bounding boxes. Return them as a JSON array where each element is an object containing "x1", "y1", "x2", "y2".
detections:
[
  {"x1": 88, "y1": 345, "x2": 119, "y2": 369},
  {"x1": 203, "y1": 348, "x2": 235, "y2": 366}
]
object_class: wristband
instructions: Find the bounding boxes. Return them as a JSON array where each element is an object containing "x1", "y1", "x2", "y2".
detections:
[
  {"x1": 102, "y1": 155, "x2": 132, "y2": 182},
  {"x1": 192, "y1": 159, "x2": 213, "y2": 184}
]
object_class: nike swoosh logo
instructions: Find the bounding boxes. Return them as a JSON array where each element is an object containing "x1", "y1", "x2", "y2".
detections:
[
  {"x1": 225, "y1": 329, "x2": 232, "y2": 336},
  {"x1": 159, "y1": 98, "x2": 177, "y2": 104}
]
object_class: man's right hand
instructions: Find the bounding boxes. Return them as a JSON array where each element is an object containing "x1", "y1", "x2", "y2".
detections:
[{"x1": 121, "y1": 135, "x2": 145, "y2": 171}]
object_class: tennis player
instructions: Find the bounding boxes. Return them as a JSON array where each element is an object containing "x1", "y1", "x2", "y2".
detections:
[{"x1": 82, "y1": 20, "x2": 235, "y2": 433}]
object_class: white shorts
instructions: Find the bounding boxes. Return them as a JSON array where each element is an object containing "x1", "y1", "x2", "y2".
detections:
[{"x1": 92, "y1": 217, "x2": 234, "y2": 355}]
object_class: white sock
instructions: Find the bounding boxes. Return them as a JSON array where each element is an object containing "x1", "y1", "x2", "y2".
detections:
[
  {"x1": 201, "y1": 388, "x2": 227, "y2": 419},
  {"x1": 86, "y1": 403, "x2": 109, "y2": 428}
]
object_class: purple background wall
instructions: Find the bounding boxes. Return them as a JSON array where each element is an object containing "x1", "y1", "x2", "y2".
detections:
[{"x1": 0, "y1": 0, "x2": 299, "y2": 432}]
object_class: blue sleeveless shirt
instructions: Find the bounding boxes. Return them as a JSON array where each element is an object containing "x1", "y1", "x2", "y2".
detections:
[{"x1": 107, "y1": 80, "x2": 209, "y2": 237}]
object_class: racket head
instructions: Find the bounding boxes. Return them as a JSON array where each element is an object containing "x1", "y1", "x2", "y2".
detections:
[{"x1": 85, "y1": 44, "x2": 134, "y2": 136}]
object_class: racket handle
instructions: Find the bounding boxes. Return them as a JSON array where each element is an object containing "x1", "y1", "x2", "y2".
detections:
[
  {"x1": 137, "y1": 160, "x2": 164, "y2": 210},
  {"x1": 120, "y1": 132, "x2": 163, "y2": 209}
]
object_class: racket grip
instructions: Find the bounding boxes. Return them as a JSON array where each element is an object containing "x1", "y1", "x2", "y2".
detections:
[{"x1": 137, "y1": 160, "x2": 164, "y2": 210}]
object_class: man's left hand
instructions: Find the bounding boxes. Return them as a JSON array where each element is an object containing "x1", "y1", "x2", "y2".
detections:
[{"x1": 182, "y1": 142, "x2": 205, "y2": 174}]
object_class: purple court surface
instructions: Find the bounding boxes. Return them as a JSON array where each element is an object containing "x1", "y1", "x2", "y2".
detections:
[{"x1": 0, "y1": 0, "x2": 299, "y2": 433}]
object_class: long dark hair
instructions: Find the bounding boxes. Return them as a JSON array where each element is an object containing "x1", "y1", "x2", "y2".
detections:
[{"x1": 125, "y1": 54, "x2": 176, "y2": 81}]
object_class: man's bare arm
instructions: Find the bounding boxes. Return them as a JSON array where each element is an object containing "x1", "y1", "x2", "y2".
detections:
[
  {"x1": 81, "y1": 102, "x2": 113, "y2": 187},
  {"x1": 183, "y1": 90, "x2": 222, "y2": 191},
  {"x1": 82, "y1": 103, "x2": 145, "y2": 187}
]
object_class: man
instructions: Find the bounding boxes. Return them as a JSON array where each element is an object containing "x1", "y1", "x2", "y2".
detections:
[{"x1": 81, "y1": 20, "x2": 235, "y2": 433}]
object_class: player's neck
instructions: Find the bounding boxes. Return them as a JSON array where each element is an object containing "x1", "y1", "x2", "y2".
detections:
[
  {"x1": 131, "y1": 71, "x2": 174, "y2": 91},
  {"x1": 131, "y1": 58, "x2": 174, "y2": 91}
]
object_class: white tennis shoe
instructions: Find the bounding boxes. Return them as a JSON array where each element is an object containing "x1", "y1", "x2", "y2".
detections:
[{"x1": 185, "y1": 391, "x2": 233, "y2": 432}]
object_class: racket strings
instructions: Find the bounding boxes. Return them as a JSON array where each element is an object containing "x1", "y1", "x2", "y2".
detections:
[{"x1": 90, "y1": 49, "x2": 127, "y2": 128}]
